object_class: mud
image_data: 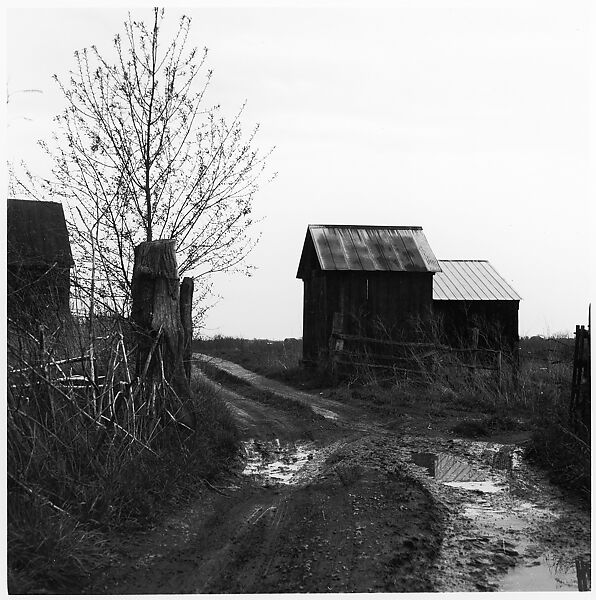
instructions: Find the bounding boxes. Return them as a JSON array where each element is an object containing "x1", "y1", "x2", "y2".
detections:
[
  {"x1": 403, "y1": 436, "x2": 591, "y2": 592},
  {"x1": 241, "y1": 439, "x2": 319, "y2": 485},
  {"x1": 88, "y1": 358, "x2": 591, "y2": 594}
]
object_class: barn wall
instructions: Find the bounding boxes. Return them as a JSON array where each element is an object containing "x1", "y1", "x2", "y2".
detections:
[
  {"x1": 302, "y1": 270, "x2": 434, "y2": 365},
  {"x1": 302, "y1": 271, "x2": 328, "y2": 363},
  {"x1": 433, "y1": 299, "x2": 519, "y2": 354},
  {"x1": 8, "y1": 265, "x2": 71, "y2": 324}
]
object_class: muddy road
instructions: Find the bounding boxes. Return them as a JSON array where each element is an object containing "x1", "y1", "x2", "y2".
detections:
[{"x1": 90, "y1": 356, "x2": 591, "y2": 593}]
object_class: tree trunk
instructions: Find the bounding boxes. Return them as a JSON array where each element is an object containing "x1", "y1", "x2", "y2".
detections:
[
  {"x1": 130, "y1": 239, "x2": 193, "y2": 426},
  {"x1": 180, "y1": 277, "x2": 194, "y2": 383}
]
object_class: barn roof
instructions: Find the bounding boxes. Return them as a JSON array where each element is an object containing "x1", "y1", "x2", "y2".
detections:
[
  {"x1": 433, "y1": 260, "x2": 521, "y2": 301},
  {"x1": 7, "y1": 198, "x2": 74, "y2": 267},
  {"x1": 297, "y1": 224, "x2": 441, "y2": 278}
]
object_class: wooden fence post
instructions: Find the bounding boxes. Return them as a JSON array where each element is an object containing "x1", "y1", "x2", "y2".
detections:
[
  {"x1": 326, "y1": 312, "x2": 344, "y2": 382},
  {"x1": 575, "y1": 557, "x2": 590, "y2": 591},
  {"x1": 180, "y1": 277, "x2": 194, "y2": 384},
  {"x1": 130, "y1": 240, "x2": 193, "y2": 427}
]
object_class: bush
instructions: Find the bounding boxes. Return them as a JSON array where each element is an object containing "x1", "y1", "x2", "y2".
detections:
[{"x1": 527, "y1": 421, "x2": 590, "y2": 500}]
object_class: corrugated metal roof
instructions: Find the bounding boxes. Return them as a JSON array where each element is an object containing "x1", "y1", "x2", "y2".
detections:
[
  {"x1": 433, "y1": 260, "x2": 521, "y2": 301},
  {"x1": 7, "y1": 198, "x2": 74, "y2": 267},
  {"x1": 300, "y1": 224, "x2": 441, "y2": 275}
]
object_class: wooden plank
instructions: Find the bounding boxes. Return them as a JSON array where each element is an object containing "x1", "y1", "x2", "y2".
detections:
[
  {"x1": 336, "y1": 351, "x2": 420, "y2": 363},
  {"x1": 333, "y1": 358, "x2": 428, "y2": 374},
  {"x1": 332, "y1": 331, "x2": 501, "y2": 354}
]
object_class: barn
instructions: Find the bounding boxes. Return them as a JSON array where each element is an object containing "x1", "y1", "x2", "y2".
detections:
[
  {"x1": 296, "y1": 224, "x2": 441, "y2": 366},
  {"x1": 7, "y1": 198, "x2": 74, "y2": 323},
  {"x1": 432, "y1": 259, "x2": 521, "y2": 357}
]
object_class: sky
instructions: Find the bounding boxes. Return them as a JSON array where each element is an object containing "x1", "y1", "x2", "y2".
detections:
[{"x1": 4, "y1": 1, "x2": 593, "y2": 339}]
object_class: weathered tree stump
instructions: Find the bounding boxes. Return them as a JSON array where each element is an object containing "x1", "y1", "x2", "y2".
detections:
[
  {"x1": 130, "y1": 239, "x2": 193, "y2": 427},
  {"x1": 180, "y1": 277, "x2": 194, "y2": 383}
]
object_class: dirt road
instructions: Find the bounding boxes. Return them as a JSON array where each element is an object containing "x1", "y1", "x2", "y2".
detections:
[{"x1": 90, "y1": 356, "x2": 591, "y2": 593}]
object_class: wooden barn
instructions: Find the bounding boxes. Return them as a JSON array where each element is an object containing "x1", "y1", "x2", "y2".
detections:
[
  {"x1": 296, "y1": 224, "x2": 441, "y2": 366},
  {"x1": 7, "y1": 198, "x2": 74, "y2": 323},
  {"x1": 432, "y1": 259, "x2": 521, "y2": 356}
]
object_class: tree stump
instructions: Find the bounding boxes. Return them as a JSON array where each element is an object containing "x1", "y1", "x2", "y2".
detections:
[
  {"x1": 180, "y1": 277, "x2": 194, "y2": 383},
  {"x1": 130, "y1": 239, "x2": 193, "y2": 426}
]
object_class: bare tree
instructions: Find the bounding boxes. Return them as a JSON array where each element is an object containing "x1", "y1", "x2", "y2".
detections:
[{"x1": 15, "y1": 7, "x2": 271, "y2": 316}]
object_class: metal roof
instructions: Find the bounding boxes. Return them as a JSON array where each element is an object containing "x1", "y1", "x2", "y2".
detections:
[
  {"x1": 433, "y1": 260, "x2": 521, "y2": 301},
  {"x1": 7, "y1": 198, "x2": 74, "y2": 267},
  {"x1": 297, "y1": 225, "x2": 441, "y2": 277}
]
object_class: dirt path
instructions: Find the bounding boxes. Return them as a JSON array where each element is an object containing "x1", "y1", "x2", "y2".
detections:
[
  {"x1": 193, "y1": 353, "x2": 352, "y2": 421},
  {"x1": 90, "y1": 358, "x2": 591, "y2": 594}
]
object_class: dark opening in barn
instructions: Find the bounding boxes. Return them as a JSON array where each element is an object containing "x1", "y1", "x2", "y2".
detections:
[
  {"x1": 7, "y1": 198, "x2": 74, "y2": 326},
  {"x1": 296, "y1": 224, "x2": 441, "y2": 368}
]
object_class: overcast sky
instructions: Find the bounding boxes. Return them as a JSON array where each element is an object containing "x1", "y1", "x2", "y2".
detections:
[{"x1": 5, "y1": 1, "x2": 592, "y2": 339}]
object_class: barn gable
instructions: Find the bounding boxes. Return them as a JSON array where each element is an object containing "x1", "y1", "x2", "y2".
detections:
[
  {"x1": 297, "y1": 224, "x2": 440, "y2": 366},
  {"x1": 7, "y1": 198, "x2": 74, "y2": 323},
  {"x1": 7, "y1": 198, "x2": 74, "y2": 267}
]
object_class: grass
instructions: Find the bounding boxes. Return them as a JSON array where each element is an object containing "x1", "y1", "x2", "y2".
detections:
[
  {"x1": 7, "y1": 318, "x2": 241, "y2": 594},
  {"x1": 526, "y1": 418, "x2": 590, "y2": 499}
]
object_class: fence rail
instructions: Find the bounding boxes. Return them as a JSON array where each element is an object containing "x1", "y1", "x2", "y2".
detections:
[{"x1": 328, "y1": 325, "x2": 505, "y2": 388}]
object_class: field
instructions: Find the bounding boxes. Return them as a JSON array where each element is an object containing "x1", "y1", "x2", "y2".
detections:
[{"x1": 194, "y1": 333, "x2": 588, "y2": 497}]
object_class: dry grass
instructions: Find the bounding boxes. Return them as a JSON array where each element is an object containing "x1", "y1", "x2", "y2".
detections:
[{"x1": 7, "y1": 316, "x2": 240, "y2": 593}]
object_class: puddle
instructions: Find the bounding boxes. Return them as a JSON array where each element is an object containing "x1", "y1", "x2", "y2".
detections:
[
  {"x1": 311, "y1": 406, "x2": 339, "y2": 420},
  {"x1": 410, "y1": 452, "x2": 504, "y2": 493},
  {"x1": 242, "y1": 439, "x2": 315, "y2": 485},
  {"x1": 463, "y1": 504, "x2": 527, "y2": 532},
  {"x1": 444, "y1": 480, "x2": 505, "y2": 493},
  {"x1": 410, "y1": 445, "x2": 590, "y2": 592},
  {"x1": 500, "y1": 552, "x2": 591, "y2": 591}
]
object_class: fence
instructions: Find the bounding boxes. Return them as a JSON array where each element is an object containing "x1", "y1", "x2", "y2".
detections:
[
  {"x1": 570, "y1": 317, "x2": 590, "y2": 438},
  {"x1": 327, "y1": 314, "x2": 507, "y2": 388},
  {"x1": 7, "y1": 321, "x2": 130, "y2": 422}
]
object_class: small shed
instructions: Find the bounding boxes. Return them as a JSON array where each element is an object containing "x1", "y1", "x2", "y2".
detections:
[
  {"x1": 7, "y1": 198, "x2": 74, "y2": 322},
  {"x1": 432, "y1": 260, "x2": 521, "y2": 355},
  {"x1": 296, "y1": 224, "x2": 441, "y2": 365}
]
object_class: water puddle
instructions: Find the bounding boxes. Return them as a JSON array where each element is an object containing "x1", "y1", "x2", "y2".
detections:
[
  {"x1": 311, "y1": 406, "x2": 339, "y2": 420},
  {"x1": 242, "y1": 439, "x2": 315, "y2": 485},
  {"x1": 410, "y1": 446, "x2": 590, "y2": 592},
  {"x1": 410, "y1": 451, "x2": 503, "y2": 493},
  {"x1": 500, "y1": 552, "x2": 591, "y2": 591},
  {"x1": 463, "y1": 503, "x2": 527, "y2": 532}
]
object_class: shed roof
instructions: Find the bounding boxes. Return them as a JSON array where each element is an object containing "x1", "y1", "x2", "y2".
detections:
[
  {"x1": 433, "y1": 260, "x2": 521, "y2": 301},
  {"x1": 7, "y1": 198, "x2": 74, "y2": 267},
  {"x1": 297, "y1": 224, "x2": 441, "y2": 278}
]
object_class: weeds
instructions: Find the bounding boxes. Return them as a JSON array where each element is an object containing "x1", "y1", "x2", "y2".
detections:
[{"x1": 7, "y1": 317, "x2": 240, "y2": 593}]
